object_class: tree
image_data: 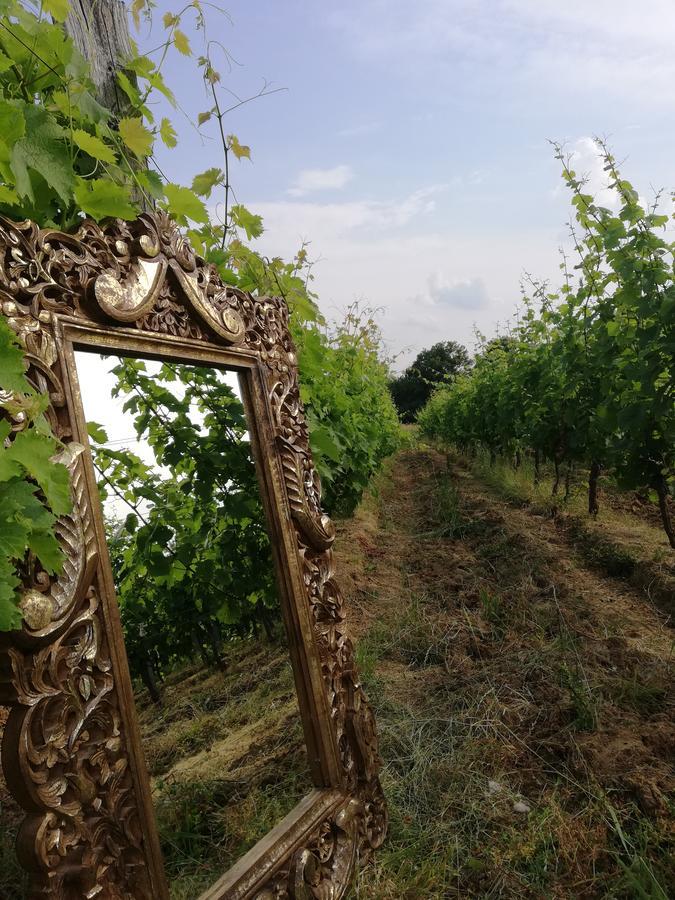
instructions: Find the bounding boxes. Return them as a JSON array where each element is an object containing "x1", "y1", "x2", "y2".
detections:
[{"x1": 389, "y1": 341, "x2": 470, "y2": 423}]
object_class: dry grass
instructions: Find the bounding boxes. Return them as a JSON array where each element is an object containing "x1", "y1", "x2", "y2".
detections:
[
  {"x1": 132, "y1": 637, "x2": 312, "y2": 899},
  {"x1": 334, "y1": 446, "x2": 674, "y2": 898},
  {"x1": 1, "y1": 446, "x2": 673, "y2": 899}
]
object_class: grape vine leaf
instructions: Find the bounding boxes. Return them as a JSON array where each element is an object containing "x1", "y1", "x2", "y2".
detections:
[
  {"x1": 119, "y1": 116, "x2": 154, "y2": 158},
  {"x1": 230, "y1": 204, "x2": 263, "y2": 239},
  {"x1": 159, "y1": 117, "x2": 177, "y2": 148},
  {"x1": 191, "y1": 167, "x2": 222, "y2": 198},
  {"x1": 173, "y1": 29, "x2": 191, "y2": 56},
  {"x1": 3, "y1": 429, "x2": 71, "y2": 516},
  {"x1": 163, "y1": 183, "x2": 209, "y2": 224},
  {"x1": 0, "y1": 319, "x2": 27, "y2": 392},
  {"x1": 228, "y1": 135, "x2": 251, "y2": 160},
  {"x1": 43, "y1": 0, "x2": 70, "y2": 22},
  {"x1": 72, "y1": 128, "x2": 117, "y2": 164},
  {"x1": 10, "y1": 107, "x2": 72, "y2": 202},
  {"x1": 73, "y1": 178, "x2": 137, "y2": 221},
  {"x1": 0, "y1": 100, "x2": 26, "y2": 147}
]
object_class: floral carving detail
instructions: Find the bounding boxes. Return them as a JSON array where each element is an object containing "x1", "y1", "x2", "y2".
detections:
[{"x1": 0, "y1": 211, "x2": 386, "y2": 898}]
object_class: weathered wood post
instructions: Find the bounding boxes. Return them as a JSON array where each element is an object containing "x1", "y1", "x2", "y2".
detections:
[{"x1": 65, "y1": 0, "x2": 134, "y2": 116}]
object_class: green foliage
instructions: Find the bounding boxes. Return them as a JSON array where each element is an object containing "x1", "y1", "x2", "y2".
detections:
[
  {"x1": 295, "y1": 303, "x2": 401, "y2": 515},
  {"x1": 0, "y1": 316, "x2": 71, "y2": 629},
  {"x1": 93, "y1": 360, "x2": 277, "y2": 679},
  {"x1": 0, "y1": 0, "x2": 401, "y2": 635},
  {"x1": 390, "y1": 341, "x2": 470, "y2": 423},
  {"x1": 420, "y1": 139, "x2": 675, "y2": 547}
]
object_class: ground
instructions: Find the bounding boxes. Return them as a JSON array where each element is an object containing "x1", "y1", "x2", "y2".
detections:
[
  {"x1": 1, "y1": 445, "x2": 673, "y2": 899},
  {"x1": 135, "y1": 638, "x2": 310, "y2": 899},
  {"x1": 336, "y1": 445, "x2": 674, "y2": 899}
]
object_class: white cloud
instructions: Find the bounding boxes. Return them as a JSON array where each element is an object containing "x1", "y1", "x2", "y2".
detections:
[
  {"x1": 253, "y1": 185, "x2": 561, "y2": 365},
  {"x1": 552, "y1": 136, "x2": 620, "y2": 212},
  {"x1": 327, "y1": 0, "x2": 675, "y2": 107},
  {"x1": 256, "y1": 184, "x2": 446, "y2": 248},
  {"x1": 427, "y1": 274, "x2": 490, "y2": 311},
  {"x1": 287, "y1": 164, "x2": 354, "y2": 197}
]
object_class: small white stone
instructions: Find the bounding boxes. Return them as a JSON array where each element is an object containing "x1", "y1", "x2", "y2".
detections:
[
  {"x1": 487, "y1": 780, "x2": 503, "y2": 795},
  {"x1": 513, "y1": 800, "x2": 531, "y2": 814}
]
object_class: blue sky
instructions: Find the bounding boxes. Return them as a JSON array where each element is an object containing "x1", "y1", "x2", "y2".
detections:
[{"x1": 136, "y1": 1, "x2": 675, "y2": 365}]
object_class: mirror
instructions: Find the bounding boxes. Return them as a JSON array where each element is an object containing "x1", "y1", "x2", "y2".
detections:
[
  {"x1": 0, "y1": 707, "x2": 29, "y2": 898},
  {"x1": 73, "y1": 351, "x2": 313, "y2": 899}
]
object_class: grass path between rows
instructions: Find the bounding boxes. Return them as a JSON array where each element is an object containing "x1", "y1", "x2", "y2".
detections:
[{"x1": 334, "y1": 447, "x2": 674, "y2": 899}]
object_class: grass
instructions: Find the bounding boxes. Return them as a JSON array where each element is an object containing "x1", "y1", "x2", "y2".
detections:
[
  {"x1": 463, "y1": 450, "x2": 675, "y2": 618},
  {"x1": 132, "y1": 637, "x2": 312, "y2": 899},
  {"x1": 1, "y1": 444, "x2": 673, "y2": 898},
  {"x1": 344, "y1": 446, "x2": 674, "y2": 898}
]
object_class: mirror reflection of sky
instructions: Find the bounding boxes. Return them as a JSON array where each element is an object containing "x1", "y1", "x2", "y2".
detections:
[
  {"x1": 75, "y1": 352, "x2": 243, "y2": 519},
  {"x1": 135, "y1": 1, "x2": 675, "y2": 368}
]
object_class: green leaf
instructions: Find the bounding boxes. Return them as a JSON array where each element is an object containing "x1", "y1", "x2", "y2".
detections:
[
  {"x1": 147, "y1": 71, "x2": 176, "y2": 108},
  {"x1": 0, "y1": 184, "x2": 19, "y2": 206},
  {"x1": 191, "y1": 167, "x2": 222, "y2": 198},
  {"x1": 198, "y1": 110, "x2": 212, "y2": 126},
  {"x1": 87, "y1": 421, "x2": 108, "y2": 443},
  {"x1": 28, "y1": 528, "x2": 63, "y2": 573},
  {"x1": 74, "y1": 178, "x2": 137, "y2": 221},
  {"x1": 0, "y1": 571, "x2": 21, "y2": 631},
  {"x1": 72, "y1": 128, "x2": 117, "y2": 164},
  {"x1": 163, "y1": 183, "x2": 209, "y2": 224},
  {"x1": 137, "y1": 168, "x2": 164, "y2": 200},
  {"x1": 0, "y1": 318, "x2": 27, "y2": 393},
  {"x1": 117, "y1": 71, "x2": 142, "y2": 108},
  {"x1": 230, "y1": 204, "x2": 263, "y2": 240},
  {"x1": 173, "y1": 29, "x2": 191, "y2": 56},
  {"x1": 0, "y1": 100, "x2": 26, "y2": 148},
  {"x1": 227, "y1": 134, "x2": 251, "y2": 161},
  {"x1": 131, "y1": 0, "x2": 147, "y2": 29},
  {"x1": 43, "y1": 0, "x2": 70, "y2": 22},
  {"x1": 3, "y1": 429, "x2": 71, "y2": 515},
  {"x1": 159, "y1": 117, "x2": 177, "y2": 148},
  {"x1": 310, "y1": 425, "x2": 342, "y2": 463},
  {"x1": 10, "y1": 107, "x2": 72, "y2": 203},
  {"x1": 0, "y1": 50, "x2": 13, "y2": 74},
  {"x1": 118, "y1": 116, "x2": 154, "y2": 159}
]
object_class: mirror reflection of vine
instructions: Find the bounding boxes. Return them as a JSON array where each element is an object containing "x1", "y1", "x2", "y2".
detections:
[
  {"x1": 84, "y1": 358, "x2": 278, "y2": 695},
  {"x1": 76, "y1": 353, "x2": 311, "y2": 898}
]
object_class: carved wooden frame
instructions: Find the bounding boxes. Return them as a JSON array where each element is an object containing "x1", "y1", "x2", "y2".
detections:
[{"x1": 0, "y1": 212, "x2": 387, "y2": 899}]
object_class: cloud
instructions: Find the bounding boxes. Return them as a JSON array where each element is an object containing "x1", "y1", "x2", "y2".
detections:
[
  {"x1": 255, "y1": 184, "x2": 446, "y2": 248},
  {"x1": 427, "y1": 274, "x2": 490, "y2": 310},
  {"x1": 326, "y1": 0, "x2": 675, "y2": 108},
  {"x1": 287, "y1": 164, "x2": 354, "y2": 197},
  {"x1": 252, "y1": 185, "x2": 561, "y2": 365},
  {"x1": 551, "y1": 137, "x2": 620, "y2": 212}
]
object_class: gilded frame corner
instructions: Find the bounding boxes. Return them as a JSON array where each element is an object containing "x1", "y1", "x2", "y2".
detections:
[{"x1": 0, "y1": 211, "x2": 387, "y2": 899}]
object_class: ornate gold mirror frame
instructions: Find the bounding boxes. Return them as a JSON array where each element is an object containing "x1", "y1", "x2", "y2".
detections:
[{"x1": 0, "y1": 212, "x2": 387, "y2": 899}]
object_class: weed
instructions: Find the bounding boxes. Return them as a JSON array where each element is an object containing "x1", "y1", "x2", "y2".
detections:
[
  {"x1": 425, "y1": 471, "x2": 467, "y2": 538},
  {"x1": 478, "y1": 587, "x2": 507, "y2": 640},
  {"x1": 559, "y1": 662, "x2": 599, "y2": 732},
  {"x1": 609, "y1": 674, "x2": 667, "y2": 716}
]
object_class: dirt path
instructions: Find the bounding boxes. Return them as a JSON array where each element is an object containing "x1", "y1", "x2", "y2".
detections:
[{"x1": 335, "y1": 448, "x2": 674, "y2": 899}]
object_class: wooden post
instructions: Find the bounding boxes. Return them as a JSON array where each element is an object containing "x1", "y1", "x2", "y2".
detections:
[
  {"x1": 65, "y1": 0, "x2": 134, "y2": 116},
  {"x1": 64, "y1": 1, "x2": 149, "y2": 209}
]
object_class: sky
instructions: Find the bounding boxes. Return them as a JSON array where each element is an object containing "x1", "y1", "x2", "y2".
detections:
[{"x1": 134, "y1": 0, "x2": 675, "y2": 366}]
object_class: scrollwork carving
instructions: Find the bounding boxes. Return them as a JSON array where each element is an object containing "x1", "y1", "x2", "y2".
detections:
[{"x1": 0, "y1": 210, "x2": 386, "y2": 898}]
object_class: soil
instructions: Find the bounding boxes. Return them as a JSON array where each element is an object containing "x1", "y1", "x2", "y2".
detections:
[{"x1": 335, "y1": 448, "x2": 674, "y2": 899}]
